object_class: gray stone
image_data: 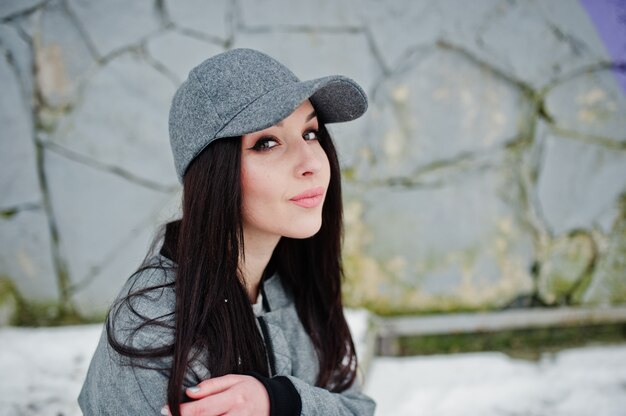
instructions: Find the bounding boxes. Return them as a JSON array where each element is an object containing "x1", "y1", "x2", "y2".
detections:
[
  {"x1": 326, "y1": 116, "x2": 369, "y2": 170},
  {"x1": 356, "y1": 0, "x2": 500, "y2": 71},
  {"x1": 433, "y1": 0, "x2": 504, "y2": 42},
  {"x1": 537, "y1": 232, "x2": 596, "y2": 305},
  {"x1": 34, "y1": 0, "x2": 96, "y2": 108},
  {"x1": 43, "y1": 148, "x2": 175, "y2": 314},
  {"x1": 352, "y1": 162, "x2": 534, "y2": 312},
  {"x1": 233, "y1": 31, "x2": 378, "y2": 94},
  {"x1": 0, "y1": 0, "x2": 43, "y2": 19},
  {"x1": 48, "y1": 53, "x2": 178, "y2": 187},
  {"x1": 583, "y1": 211, "x2": 626, "y2": 305},
  {"x1": 72, "y1": 189, "x2": 182, "y2": 316},
  {"x1": 0, "y1": 22, "x2": 34, "y2": 105},
  {"x1": 66, "y1": 0, "x2": 160, "y2": 57},
  {"x1": 0, "y1": 52, "x2": 40, "y2": 210},
  {"x1": 0, "y1": 208, "x2": 58, "y2": 301},
  {"x1": 239, "y1": 0, "x2": 361, "y2": 29},
  {"x1": 536, "y1": 134, "x2": 626, "y2": 236},
  {"x1": 535, "y1": 0, "x2": 609, "y2": 62},
  {"x1": 10, "y1": 5, "x2": 40, "y2": 39},
  {"x1": 545, "y1": 68, "x2": 626, "y2": 142},
  {"x1": 355, "y1": 0, "x2": 438, "y2": 70},
  {"x1": 146, "y1": 29, "x2": 224, "y2": 83},
  {"x1": 0, "y1": 277, "x2": 19, "y2": 326},
  {"x1": 478, "y1": 1, "x2": 602, "y2": 88},
  {"x1": 166, "y1": 0, "x2": 230, "y2": 40},
  {"x1": 363, "y1": 48, "x2": 531, "y2": 181}
]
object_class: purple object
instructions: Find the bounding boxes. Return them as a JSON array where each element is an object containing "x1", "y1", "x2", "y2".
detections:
[{"x1": 580, "y1": 0, "x2": 626, "y2": 95}]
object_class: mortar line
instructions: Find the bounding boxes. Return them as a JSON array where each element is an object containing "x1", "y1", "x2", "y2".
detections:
[{"x1": 43, "y1": 141, "x2": 178, "y2": 193}]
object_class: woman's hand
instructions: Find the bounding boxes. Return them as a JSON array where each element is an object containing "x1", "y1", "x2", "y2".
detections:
[{"x1": 161, "y1": 374, "x2": 270, "y2": 416}]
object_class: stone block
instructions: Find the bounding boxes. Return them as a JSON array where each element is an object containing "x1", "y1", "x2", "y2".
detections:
[
  {"x1": 48, "y1": 53, "x2": 177, "y2": 187},
  {"x1": 43, "y1": 148, "x2": 176, "y2": 315},
  {"x1": 536, "y1": 134, "x2": 626, "y2": 236},
  {"x1": 355, "y1": 0, "x2": 437, "y2": 70},
  {"x1": 233, "y1": 31, "x2": 378, "y2": 93},
  {"x1": 0, "y1": 277, "x2": 19, "y2": 326},
  {"x1": 357, "y1": 0, "x2": 503, "y2": 71},
  {"x1": 363, "y1": 48, "x2": 531, "y2": 181},
  {"x1": 72, "y1": 190, "x2": 181, "y2": 316},
  {"x1": 0, "y1": 0, "x2": 43, "y2": 19},
  {"x1": 537, "y1": 232, "x2": 596, "y2": 305},
  {"x1": 0, "y1": 208, "x2": 58, "y2": 301},
  {"x1": 326, "y1": 116, "x2": 369, "y2": 170},
  {"x1": 545, "y1": 67, "x2": 626, "y2": 142},
  {"x1": 535, "y1": 0, "x2": 609, "y2": 62},
  {"x1": 433, "y1": 0, "x2": 506, "y2": 44},
  {"x1": 344, "y1": 162, "x2": 534, "y2": 313},
  {"x1": 239, "y1": 0, "x2": 361, "y2": 29},
  {"x1": 166, "y1": 0, "x2": 230, "y2": 40},
  {"x1": 478, "y1": 1, "x2": 602, "y2": 88},
  {"x1": 146, "y1": 30, "x2": 224, "y2": 83},
  {"x1": 0, "y1": 22, "x2": 34, "y2": 104},
  {"x1": 0, "y1": 52, "x2": 40, "y2": 210},
  {"x1": 583, "y1": 210, "x2": 626, "y2": 305},
  {"x1": 66, "y1": 0, "x2": 160, "y2": 57},
  {"x1": 33, "y1": 0, "x2": 95, "y2": 108}
]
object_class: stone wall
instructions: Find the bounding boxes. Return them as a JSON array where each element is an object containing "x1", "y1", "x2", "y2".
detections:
[{"x1": 0, "y1": 0, "x2": 624, "y2": 324}]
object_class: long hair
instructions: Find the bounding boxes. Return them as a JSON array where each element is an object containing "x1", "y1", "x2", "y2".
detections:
[{"x1": 107, "y1": 123, "x2": 357, "y2": 415}]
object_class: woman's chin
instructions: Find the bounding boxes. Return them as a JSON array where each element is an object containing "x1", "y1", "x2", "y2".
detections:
[{"x1": 283, "y1": 220, "x2": 323, "y2": 240}]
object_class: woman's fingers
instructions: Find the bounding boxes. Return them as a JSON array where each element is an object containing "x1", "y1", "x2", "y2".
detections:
[
  {"x1": 180, "y1": 391, "x2": 232, "y2": 416},
  {"x1": 186, "y1": 374, "x2": 240, "y2": 399},
  {"x1": 161, "y1": 374, "x2": 269, "y2": 416},
  {"x1": 161, "y1": 392, "x2": 230, "y2": 416}
]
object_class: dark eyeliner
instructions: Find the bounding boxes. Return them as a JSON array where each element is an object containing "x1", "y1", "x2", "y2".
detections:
[{"x1": 248, "y1": 136, "x2": 277, "y2": 151}]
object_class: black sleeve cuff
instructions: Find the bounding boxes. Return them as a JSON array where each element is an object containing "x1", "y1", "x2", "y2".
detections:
[{"x1": 246, "y1": 372, "x2": 302, "y2": 416}]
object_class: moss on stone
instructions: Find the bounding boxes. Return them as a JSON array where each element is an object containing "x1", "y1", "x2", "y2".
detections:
[
  {"x1": 395, "y1": 323, "x2": 626, "y2": 358},
  {"x1": 538, "y1": 231, "x2": 596, "y2": 305},
  {"x1": 582, "y1": 197, "x2": 626, "y2": 305},
  {"x1": 0, "y1": 277, "x2": 19, "y2": 325},
  {"x1": 0, "y1": 275, "x2": 87, "y2": 326},
  {"x1": 1, "y1": 209, "x2": 19, "y2": 219},
  {"x1": 343, "y1": 239, "x2": 529, "y2": 316},
  {"x1": 341, "y1": 167, "x2": 356, "y2": 181}
]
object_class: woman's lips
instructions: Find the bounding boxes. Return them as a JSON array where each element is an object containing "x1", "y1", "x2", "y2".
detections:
[{"x1": 290, "y1": 187, "x2": 325, "y2": 208}]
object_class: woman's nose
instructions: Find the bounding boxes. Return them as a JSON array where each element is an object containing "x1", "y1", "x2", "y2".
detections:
[{"x1": 293, "y1": 138, "x2": 323, "y2": 177}]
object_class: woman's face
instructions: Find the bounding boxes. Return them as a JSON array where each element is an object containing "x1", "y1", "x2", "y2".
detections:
[{"x1": 240, "y1": 100, "x2": 331, "y2": 242}]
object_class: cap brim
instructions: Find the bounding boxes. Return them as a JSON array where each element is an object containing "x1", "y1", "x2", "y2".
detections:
[{"x1": 215, "y1": 75, "x2": 367, "y2": 139}]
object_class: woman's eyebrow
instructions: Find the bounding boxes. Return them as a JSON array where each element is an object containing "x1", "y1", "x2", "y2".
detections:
[{"x1": 276, "y1": 110, "x2": 317, "y2": 127}]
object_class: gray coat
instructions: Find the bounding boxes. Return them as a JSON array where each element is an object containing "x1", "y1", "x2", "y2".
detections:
[{"x1": 78, "y1": 254, "x2": 376, "y2": 415}]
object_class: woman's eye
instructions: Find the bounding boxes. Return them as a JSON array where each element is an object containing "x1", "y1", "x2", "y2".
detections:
[
  {"x1": 251, "y1": 137, "x2": 279, "y2": 151},
  {"x1": 303, "y1": 130, "x2": 319, "y2": 141}
]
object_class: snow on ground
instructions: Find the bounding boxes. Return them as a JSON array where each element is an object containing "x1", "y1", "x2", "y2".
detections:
[
  {"x1": 0, "y1": 325, "x2": 101, "y2": 416},
  {"x1": 365, "y1": 344, "x2": 626, "y2": 416},
  {"x1": 1, "y1": 316, "x2": 625, "y2": 416}
]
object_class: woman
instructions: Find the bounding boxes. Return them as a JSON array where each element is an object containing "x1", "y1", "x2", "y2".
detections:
[{"x1": 79, "y1": 48, "x2": 375, "y2": 416}]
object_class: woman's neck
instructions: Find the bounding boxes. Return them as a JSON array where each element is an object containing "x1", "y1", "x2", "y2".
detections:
[{"x1": 240, "y1": 228, "x2": 280, "y2": 303}]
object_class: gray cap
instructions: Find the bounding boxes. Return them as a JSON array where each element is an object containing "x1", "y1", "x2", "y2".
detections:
[{"x1": 168, "y1": 48, "x2": 368, "y2": 182}]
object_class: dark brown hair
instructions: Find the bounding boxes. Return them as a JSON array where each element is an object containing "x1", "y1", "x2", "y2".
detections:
[{"x1": 107, "y1": 123, "x2": 356, "y2": 415}]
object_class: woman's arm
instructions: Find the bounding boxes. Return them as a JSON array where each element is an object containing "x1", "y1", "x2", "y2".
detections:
[
  {"x1": 285, "y1": 374, "x2": 376, "y2": 416},
  {"x1": 79, "y1": 265, "x2": 201, "y2": 415},
  {"x1": 78, "y1": 328, "x2": 177, "y2": 415},
  {"x1": 168, "y1": 372, "x2": 375, "y2": 416}
]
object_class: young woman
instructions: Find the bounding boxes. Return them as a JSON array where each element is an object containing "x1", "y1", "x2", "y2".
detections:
[{"x1": 78, "y1": 48, "x2": 375, "y2": 416}]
